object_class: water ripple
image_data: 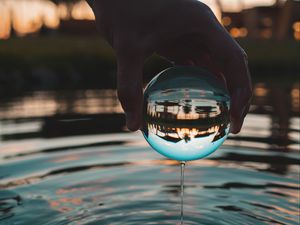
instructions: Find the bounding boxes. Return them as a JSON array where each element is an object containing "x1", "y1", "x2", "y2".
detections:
[
  {"x1": 0, "y1": 190, "x2": 22, "y2": 221},
  {"x1": 0, "y1": 133, "x2": 299, "y2": 224}
]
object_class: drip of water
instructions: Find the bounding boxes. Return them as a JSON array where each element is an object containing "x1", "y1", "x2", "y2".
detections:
[{"x1": 180, "y1": 161, "x2": 186, "y2": 225}]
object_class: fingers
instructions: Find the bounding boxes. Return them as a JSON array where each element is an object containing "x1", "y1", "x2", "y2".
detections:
[
  {"x1": 229, "y1": 88, "x2": 252, "y2": 134},
  {"x1": 116, "y1": 50, "x2": 145, "y2": 131},
  {"x1": 220, "y1": 51, "x2": 252, "y2": 134},
  {"x1": 191, "y1": 6, "x2": 253, "y2": 134},
  {"x1": 224, "y1": 51, "x2": 252, "y2": 134},
  {"x1": 191, "y1": 52, "x2": 250, "y2": 134}
]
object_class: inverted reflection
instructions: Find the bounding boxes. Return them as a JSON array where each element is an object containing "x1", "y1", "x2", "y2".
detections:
[{"x1": 142, "y1": 67, "x2": 230, "y2": 161}]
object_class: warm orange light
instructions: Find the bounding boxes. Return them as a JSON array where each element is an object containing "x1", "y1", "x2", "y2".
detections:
[
  {"x1": 291, "y1": 88, "x2": 299, "y2": 98},
  {"x1": 254, "y1": 83, "x2": 268, "y2": 97},
  {"x1": 177, "y1": 113, "x2": 199, "y2": 120},
  {"x1": 294, "y1": 31, "x2": 300, "y2": 41},
  {"x1": 261, "y1": 29, "x2": 272, "y2": 39},
  {"x1": 0, "y1": 0, "x2": 287, "y2": 40},
  {"x1": 222, "y1": 16, "x2": 232, "y2": 26},
  {"x1": 176, "y1": 127, "x2": 199, "y2": 140},
  {"x1": 72, "y1": 0, "x2": 95, "y2": 20},
  {"x1": 292, "y1": 21, "x2": 300, "y2": 32},
  {"x1": 230, "y1": 27, "x2": 240, "y2": 38},
  {"x1": 230, "y1": 27, "x2": 248, "y2": 38},
  {"x1": 292, "y1": 21, "x2": 300, "y2": 40},
  {"x1": 0, "y1": 8, "x2": 11, "y2": 39},
  {"x1": 262, "y1": 17, "x2": 272, "y2": 27},
  {"x1": 239, "y1": 27, "x2": 248, "y2": 37},
  {"x1": 0, "y1": 0, "x2": 95, "y2": 39},
  {"x1": 291, "y1": 85, "x2": 300, "y2": 112}
]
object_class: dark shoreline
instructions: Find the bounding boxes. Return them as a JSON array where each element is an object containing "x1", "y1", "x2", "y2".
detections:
[{"x1": 0, "y1": 36, "x2": 299, "y2": 99}]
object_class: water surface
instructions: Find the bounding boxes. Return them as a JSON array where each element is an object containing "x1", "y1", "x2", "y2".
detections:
[{"x1": 0, "y1": 84, "x2": 299, "y2": 225}]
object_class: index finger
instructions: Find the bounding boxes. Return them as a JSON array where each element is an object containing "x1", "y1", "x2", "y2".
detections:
[{"x1": 195, "y1": 3, "x2": 253, "y2": 133}]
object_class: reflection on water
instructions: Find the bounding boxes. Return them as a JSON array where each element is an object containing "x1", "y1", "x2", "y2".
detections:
[
  {"x1": 0, "y1": 83, "x2": 299, "y2": 225},
  {"x1": 0, "y1": 89, "x2": 122, "y2": 119},
  {"x1": 0, "y1": 90, "x2": 125, "y2": 139}
]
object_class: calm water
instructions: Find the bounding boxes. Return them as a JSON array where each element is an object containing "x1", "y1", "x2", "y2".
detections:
[{"x1": 0, "y1": 83, "x2": 299, "y2": 225}]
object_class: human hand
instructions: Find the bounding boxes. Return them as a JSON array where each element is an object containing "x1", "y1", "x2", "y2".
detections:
[{"x1": 87, "y1": 0, "x2": 252, "y2": 134}]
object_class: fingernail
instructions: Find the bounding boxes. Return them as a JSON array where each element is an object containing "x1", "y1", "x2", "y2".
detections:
[
  {"x1": 229, "y1": 126, "x2": 236, "y2": 134},
  {"x1": 229, "y1": 125, "x2": 233, "y2": 133},
  {"x1": 125, "y1": 113, "x2": 134, "y2": 129},
  {"x1": 125, "y1": 112, "x2": 139, "y2": 131},
  {"x1": 229, "y1": 118, "x2": 241, "y2": 134}
]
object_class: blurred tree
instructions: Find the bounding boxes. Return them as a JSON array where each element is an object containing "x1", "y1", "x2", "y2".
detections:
[
  {"x1": 276, "y1": 0, "x2": 293, "y2": 40},
  {"x1": 275, "y1": 0, "x2": 285, "y2": 6}
]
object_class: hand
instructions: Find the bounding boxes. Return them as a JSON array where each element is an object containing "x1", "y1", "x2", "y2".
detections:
[{"x1": 87, "y1": 0, "x2": 253, "y2": 134}]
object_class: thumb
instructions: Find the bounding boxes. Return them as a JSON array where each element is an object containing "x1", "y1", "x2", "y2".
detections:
[{"x1": 117, "y1": 51, "x2": 144, "y2": 131}]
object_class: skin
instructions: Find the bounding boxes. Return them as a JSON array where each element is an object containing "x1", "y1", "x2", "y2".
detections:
[{"x1": 86, "y1": 0, "x2": 253, "y2": 134}]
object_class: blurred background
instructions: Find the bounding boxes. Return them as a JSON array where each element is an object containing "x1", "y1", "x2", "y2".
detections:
[{"x1": 0, "y1": 0, "x2": 299, "y2": 140}]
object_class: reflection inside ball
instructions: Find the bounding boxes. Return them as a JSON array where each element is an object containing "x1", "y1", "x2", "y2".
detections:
[{"x1": 142, "y1": 66, "x2": 230, "y2": 161}]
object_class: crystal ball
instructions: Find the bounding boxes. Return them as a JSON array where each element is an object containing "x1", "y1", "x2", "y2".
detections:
[{"x1": 142, "y1": 66, "x2": 230, "y2": 161}]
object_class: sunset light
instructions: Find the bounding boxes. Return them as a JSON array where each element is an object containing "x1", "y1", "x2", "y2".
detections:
[
  {"x1": 0, "y1": 0, "x2": 298, "y2": 40},
  {"x1": 0, "y1": 0, "x2": 93, "y2": 39}
]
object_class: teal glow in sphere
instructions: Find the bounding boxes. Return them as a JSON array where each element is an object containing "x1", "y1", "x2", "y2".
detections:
[{"x1": 142, "y1": 66, "x2": 230, "y2": 161}]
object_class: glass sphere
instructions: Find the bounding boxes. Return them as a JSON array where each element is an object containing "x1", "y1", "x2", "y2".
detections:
[{"x1": 142, "y1": 66, "x2": 230, "y2": 161}]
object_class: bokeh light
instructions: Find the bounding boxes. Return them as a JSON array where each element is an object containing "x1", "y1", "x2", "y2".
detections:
[{"x1": 0, "y1": 0, "x2": 285, "y2": 40}]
